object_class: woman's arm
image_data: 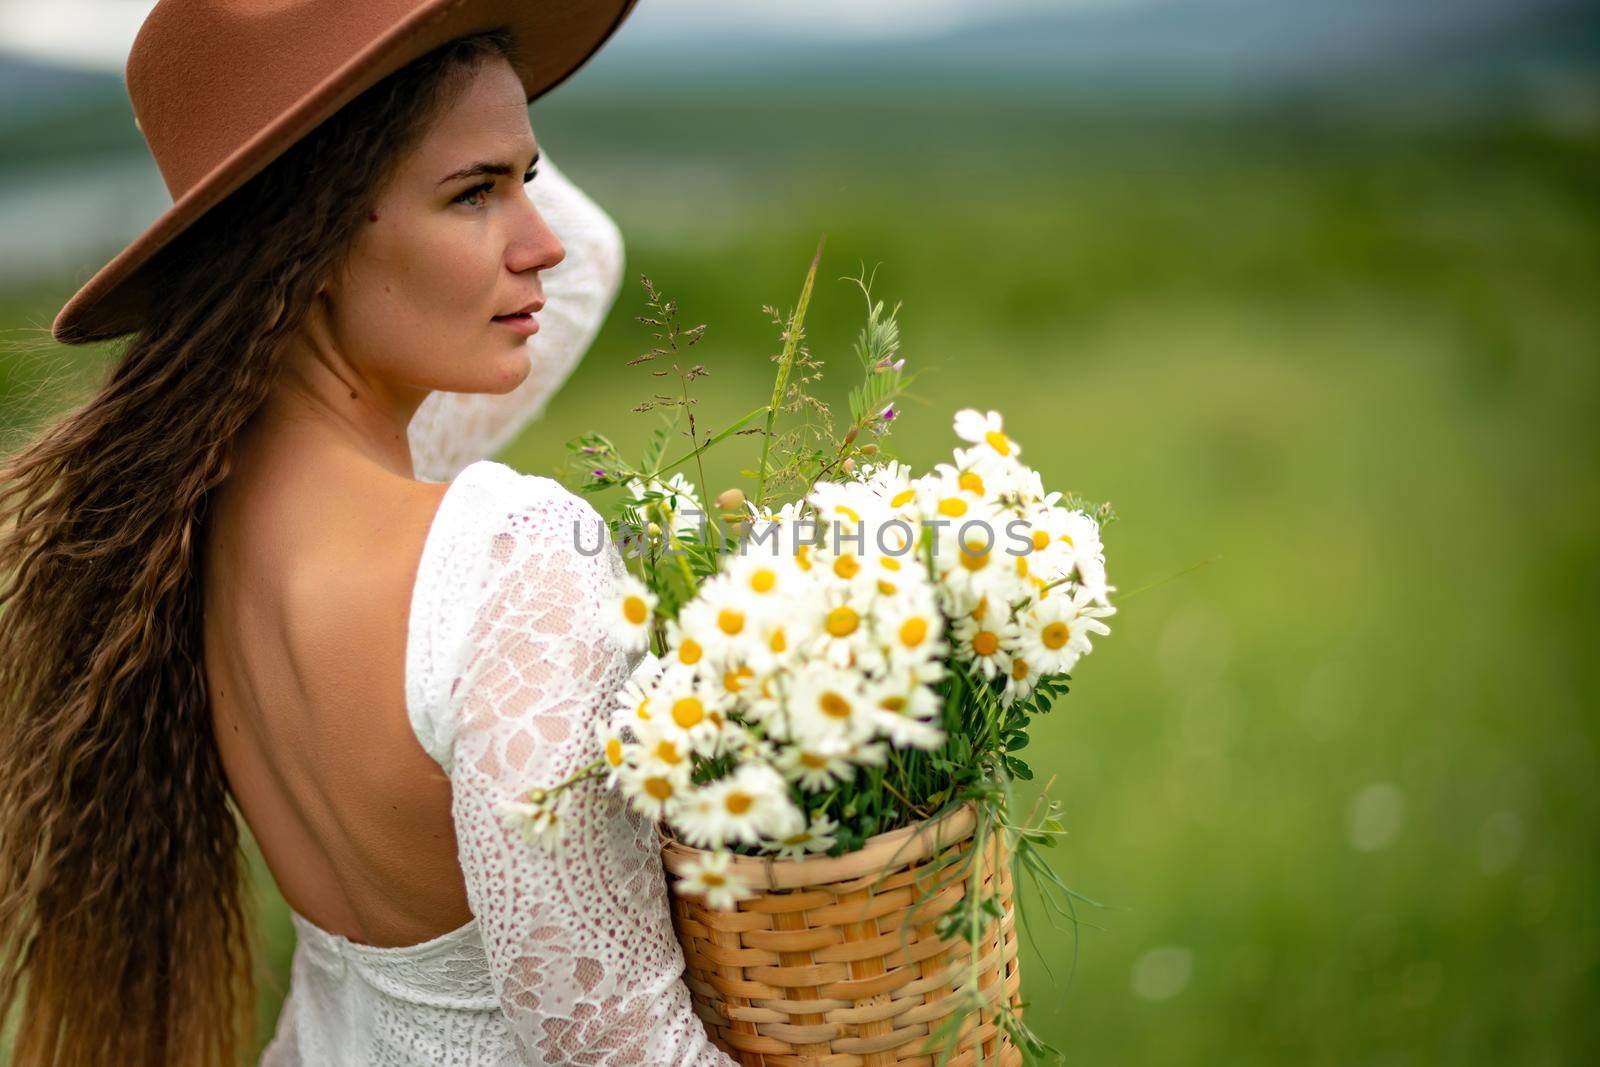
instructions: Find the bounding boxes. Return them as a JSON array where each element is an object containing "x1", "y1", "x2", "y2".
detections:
[
  {"x1": 441, "y1": 478, "x2": 736, "y2": 1065},
  {"x1": 408, "y1": 153, "x2": 625, "y2": 483}
]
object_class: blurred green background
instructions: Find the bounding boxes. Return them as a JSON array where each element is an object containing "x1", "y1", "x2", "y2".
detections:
[{"x1": 3, "y1": 0, "x2": 1598, "y2": 1062}]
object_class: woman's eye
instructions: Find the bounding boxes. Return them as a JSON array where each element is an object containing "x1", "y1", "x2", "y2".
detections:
[
  {"x1": 454, "y1": 167, "x2": 536, "y2": 207},
  {"x1": 454, "y1": 181, "x2": 493, "y2": 207}
]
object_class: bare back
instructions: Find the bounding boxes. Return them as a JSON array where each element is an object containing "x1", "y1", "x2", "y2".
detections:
[{"x1": 201, "y1": 439, "x2": 473, "y2": 948}]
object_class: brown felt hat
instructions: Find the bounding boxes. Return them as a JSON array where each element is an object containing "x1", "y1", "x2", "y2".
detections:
[{"x1": 51, "y1": 0, "x2": 639, "y2": 345}]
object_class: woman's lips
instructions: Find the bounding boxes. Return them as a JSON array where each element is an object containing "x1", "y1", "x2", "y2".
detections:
[{"x1": 491, "y1": 311, "x2": 540, "y2": 336}]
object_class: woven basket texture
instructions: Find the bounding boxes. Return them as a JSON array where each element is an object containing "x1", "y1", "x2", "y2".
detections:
[{"x1": 659, "y1": 801, "x2": 1024, "y2": 1066}]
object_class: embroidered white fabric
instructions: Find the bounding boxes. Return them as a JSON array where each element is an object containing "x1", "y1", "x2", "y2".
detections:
[{"x1": 258, "y1": 156, "x2": 735, "y2": 1066}]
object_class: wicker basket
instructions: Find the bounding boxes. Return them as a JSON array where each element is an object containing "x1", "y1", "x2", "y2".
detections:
[{"x1": 658, "y1": 801, "x2": 1023, "y2": 1066}]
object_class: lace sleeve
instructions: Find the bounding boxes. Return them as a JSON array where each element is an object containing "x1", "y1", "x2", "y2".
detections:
[
  {"x1": 408, "y1": 152, "x2": 626, "y2": 483},
  {"x1": 441, "y1": 475, "x2": 736, "y2": 1066}
]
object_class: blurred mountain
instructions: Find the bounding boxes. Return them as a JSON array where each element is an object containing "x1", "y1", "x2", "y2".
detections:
[{"x1": 1, "y1": 0, "x2": 1596, "y2": 174}]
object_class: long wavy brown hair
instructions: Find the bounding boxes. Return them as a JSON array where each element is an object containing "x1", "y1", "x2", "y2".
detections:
[{"x1": 0, "y1": 27, "x2": 516, "y2": 1067}]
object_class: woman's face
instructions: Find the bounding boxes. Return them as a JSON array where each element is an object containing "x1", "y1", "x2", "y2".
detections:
[{"x1": 315, "y1": 55, "x2": 564, "y2": 397}]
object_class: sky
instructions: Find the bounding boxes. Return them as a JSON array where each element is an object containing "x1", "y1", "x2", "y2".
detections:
[{"x1": 0, "y1": 0, "x2": 1135, "y2": 72}]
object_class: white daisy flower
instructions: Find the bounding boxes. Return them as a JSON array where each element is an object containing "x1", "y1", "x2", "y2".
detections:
[
  {"x1": 676, "y1": 574, "x2": 758, "y2": 667},
  {"x1": 867, "y1": 679, "x2": 946, "y2": 750},
  {"x1": 810, "y1": 586, "x2": 879, "y2": 671},
  {"x1": 858, "y1": 459, "x2": 916, "y2": 499},
  {"x1": 673, "y1": 850, "x2": 754, "y2": 911},
  {"x1": 661, "y1": 619, "x2": 713, "y2": 677},
  {"x1": 1000, "y1": 652, "x2": 1042, "y2": 707},
  {"x1": 786, "y1": 667, "x2": 877, "y2": 746},
  {"x1": 618, "y1": 760, "x2": 687, "y2": 821},
  {"x1": 698, "y1": 762, "x2": 797, "y2": 847},
  {"x1": 951, "y1": 612, "x2": 1021, "y2": 681},
  {"x1": 593, "y1": 718, "x2": 632, "y2": 791},
  {"x1": 952, "y1": 408, "x2": 1021, "y2": 460},
  {"x1": 648, "y1": 668, "x2": 725, "y2": 756},
  {"x1": 627, "y1": 473, "x2": 706, "y2": 540},
  {"x1": 915, "y1": 466, "x2": 989, "y2": 528},
  {"x1": 611, "y1": 656, "x2": 662, "y2": 733},
  {"x1": 878, "y1": 599, "x2": 947, "y2": 666},
  {"x1": 929, "y1": 500, "x2": 1029, "y2": 611},
  {"x1": 1017, "y1": 586, "x2": 1116, "y2": 676},
  {"x1": 947, "y1": 446, "x2": 1038, "y2": 508},
  {"x1": 606, "y1": 575, "x2": 655, "y2": 653},
  {"x1": 774, "y1": 735, "x2": 858, "y2": 792},
  {"x1": 498, "y1": 789, "x2": 566, "y2": 851},
  {"x1": 746, "y1": 599, "x2": 820, "y2": 675},
  {"x1": 723, "y1": 551, "x2": 803, "y2": 612},
  {"x1": 1059, "y1": 510, "x2": 1113, "y2": 605},
  {"x1": 632, "y1": 719, "x2": 695, "y2": 784},
  {"x1": 741, "y1": 498, "x2": 807, "y2": 546},
  {"x1": 762, "y1": 809, "x2": 841, "y2": 861}
]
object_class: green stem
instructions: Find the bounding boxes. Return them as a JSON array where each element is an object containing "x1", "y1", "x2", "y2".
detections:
[
  {"x1": 656, "y1": 405, "x2": 768, "y2": 477},
  {"x1": 756, "y1": 234, "x2": 826, "y2": 508}
]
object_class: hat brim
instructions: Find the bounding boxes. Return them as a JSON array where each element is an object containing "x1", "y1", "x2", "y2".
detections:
[{"x1": 52, "y1": 0, "x2": 637, "y2": 345}]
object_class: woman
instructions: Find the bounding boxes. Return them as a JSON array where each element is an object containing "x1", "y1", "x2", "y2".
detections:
[{"x1": 0, "y1": 2, "x2": 737, "y2": 1065}]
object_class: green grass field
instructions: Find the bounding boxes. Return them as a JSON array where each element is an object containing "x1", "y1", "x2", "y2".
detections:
[{"x1": 3, "y1": 105, "x2": 1596, "y2": 1063}]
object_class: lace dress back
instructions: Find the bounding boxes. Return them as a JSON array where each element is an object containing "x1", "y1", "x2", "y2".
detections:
[{"x1": 255, "y1": 156, "x2": 735, "y2": 1067}]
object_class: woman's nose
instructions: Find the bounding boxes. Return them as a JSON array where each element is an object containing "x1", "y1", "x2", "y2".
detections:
[{"x1": 507, "y1": 199, "x2": 565, "y2": 275}]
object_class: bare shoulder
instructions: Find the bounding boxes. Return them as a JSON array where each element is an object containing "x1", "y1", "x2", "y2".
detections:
[{"x1": 215, "y1": 465, "x2": 462, "y2": 781}]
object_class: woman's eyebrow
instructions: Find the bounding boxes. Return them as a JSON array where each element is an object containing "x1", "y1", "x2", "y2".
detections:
[{"x1": 436, "y1": 150, "x2": 541, "y2": 185}]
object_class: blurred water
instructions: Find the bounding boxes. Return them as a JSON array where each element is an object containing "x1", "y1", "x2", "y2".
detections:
[{"x1": 0, "y1": 154, "x2": 166, "y2": 286}]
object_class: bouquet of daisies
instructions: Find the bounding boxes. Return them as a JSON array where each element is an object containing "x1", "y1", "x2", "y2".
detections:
[
  {"x1": 508, "y1": 241, "x2": 1116, "y2": 1060},
  {"x1": 596, "y1": 410, "x2": 1115, "y2": 905}
]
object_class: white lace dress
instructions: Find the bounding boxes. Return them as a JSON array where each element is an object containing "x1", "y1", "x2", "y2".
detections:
[{"x1": 258, "y1": 154, "x2": 736, "y2": 1067}]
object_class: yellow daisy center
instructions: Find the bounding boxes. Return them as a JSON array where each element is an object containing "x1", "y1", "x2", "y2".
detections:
[
  {"x1": 1012, "y1": 658, "x2": 1030, "y2": 681},
  {"x1": 717, "y1": 609, "x2": 745, "y2": 635},
  {"x1": 725, "y1": 792, "x2": 754, "y2": 815},
  {"x1": 655, "y1": 740, "x2": 683, "y2": 764},
  {"x1": 826, "y1": 606, "x2": 860, "y2": 637},
  {"x1": 796, "y1": 544, "x2": 813, "y2": 571},
  {"x1": 1032, "y1": 530, "x2": 1051, "y2": 551},
  {"x1": 820, "y1": 692, "x2": 853, "y2": 719},
  {"x1": 833, "y1": 554, "x2": 860, "y2": 580},
  {"x1": 622, "y1": 595, "x2": 649, "y2": 626},
  {"x1": 958, "y1": 471, "x2": 985, "y2": 495},
  {"x1": 605, "y1": 738, "x2": 624, "y2": 766},
  {"x1": 937, "y1": 497, "x2": 968, "y2": 518},
  {"x1": 769, "y1": 628, "x2": 788, "y2": 653},
  {"x1": 702, "y1": 871, "x2": 727, "y2": 886},
  {"x1": 1042, "y1": 622, "x2": 1070, "y2": 650},
  {"x1": 678, "y1": 639, "x2": 703, "y2": 666},
  {"x1": 672, "y1": 697, "x2": 705, "y2": 729},
  {"x1": 972, "y1": 630, "x2": 1000, "y2": 657},
  {"x1": 800, "y1": 752, "x2": 828, "y2": 769},
  {"x1": 644, "y1": 777, "x2": 674, "y2": 800},
  {"x1": 985, "y1": 430, "x2": 1012, "y2": 456},
  {"x1": 750, "y1": 569, "x2": 777, "y2": 593},
  {"x1": 899, "y1": 617, "x2": 928, "y2": 647},
  {"x1": 890, "y1": 489, "x2": 916, "y2": 507},
  {"x1": 880, "y1": 695, "x2": 906, "y2": 713},
  {"x1": 880, "y1": 556, "x2": 902, "y2": 572}
]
